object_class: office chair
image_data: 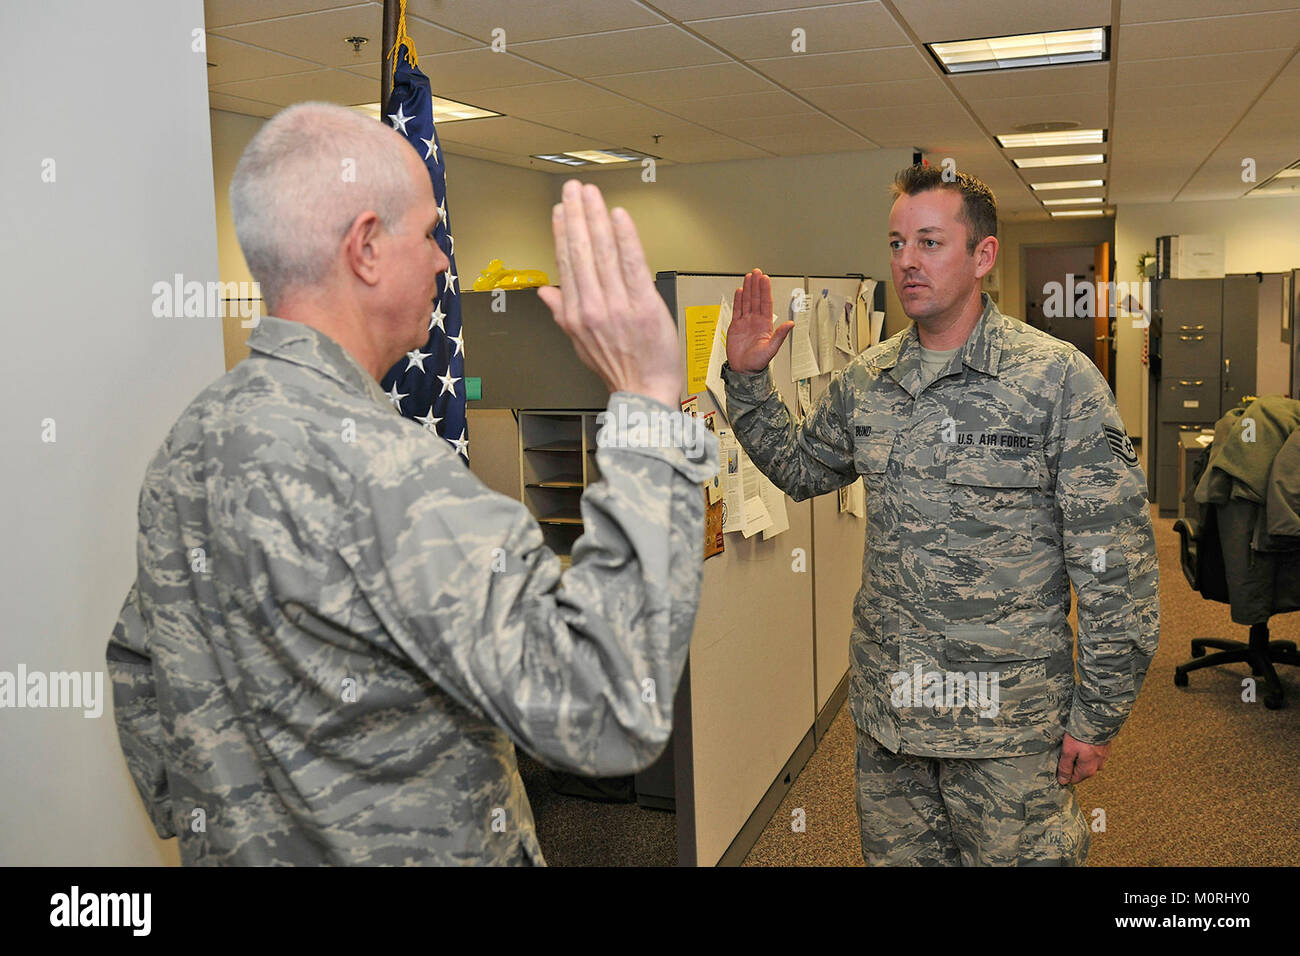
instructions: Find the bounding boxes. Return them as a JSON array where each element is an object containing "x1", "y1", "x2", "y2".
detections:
[{"x1": 1173, "y1": 462, "x2": 1300, "y2": 709}]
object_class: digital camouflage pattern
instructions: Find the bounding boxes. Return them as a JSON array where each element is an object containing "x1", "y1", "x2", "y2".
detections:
[
  {"x1": 854, "y1": 731, "x2": 1089, "y2": 865},
  {"x1": 723, "y1": 294, "x2": 1159, "y2": 759},
  {"x1": 107, "y1": 315, "x2": 717, "y2": 865}
]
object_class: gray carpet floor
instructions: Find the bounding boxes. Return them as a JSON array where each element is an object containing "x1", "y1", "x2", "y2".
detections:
[{"x1": 524, "y1": 509, "x2": 1300, "y2": 866}]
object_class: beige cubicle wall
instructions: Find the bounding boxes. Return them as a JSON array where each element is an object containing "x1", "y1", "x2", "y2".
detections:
[
  {"x1": 804, "y1": 276, "x2": 873, "y2": 730},
  {"x1": 659, "y1": 271, "x2": 869, "y2": 866}
]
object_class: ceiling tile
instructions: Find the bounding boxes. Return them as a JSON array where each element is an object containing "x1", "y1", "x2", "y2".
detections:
[
  {"x1": 969, "y1": 92, "x2": 1109, "y2": 133},
  {"x1": 951, "y1": 62, "x2": 1109, "y2": 100},
  {"x1": 706, "y1": 112, "x2": 869, "y2": 141},
  {"x1": 511, "y1": 25, "x2": 728, "y2": 76},
  {"x1": 208, "y1": 90, "x2": 282, "y2": 118},
  {"x1": 662, "y1": 89, "x2": 816, "y2": 123},
  {"x1": 1118, "y1": 11, "x2": 1300, "y2": 58},
  {"x1": 404, "y1": 0, "x2": 666, "y2": 43},
  {"x1": 686, "y1": 2, "x2": 910, "y2": 58},
  {"x1": 800, "y1": 77, "x2": 954, "y2": 111},
  {"x1": 396, "y1": 49, "x2": 567, "y2": 92},
  {"x1": 741, "y1": 128, "x2": 877, "y2": 155},
  {"x1": 212, "y1": 67, "x2": 378, "y2": 106},
  {"x1": 593, "y1": 62, "x2": 778, "y2": 101},
  {"x1": 1116, "y1": 49, "x2": 1288, "y2": 89},
  {"x1": 653, "y1": 0, "x2": 863, "y2": 17},
  {"x1": 750, "y1": 46, "x2": 936, "y2": 88},
  {"x1": 205, "y1": 35, "x2": 321, "y2": 86},
  {"x1": 445, "y1": 80, "x2": 630, "y2": 114},
  {"x1": 210, "y1": 4, "x2": 478, "y2": 68},
  {"x1": 888, "y1": 0, "x2": 1111, "y2": 43},
  {"x1": 1121, "y1": 0, "x2": 1300, "y2": 24},
  {"x1": 204, "y1": 0, "x2": 366, "y2": 30},
  {"x1": 436, "y1": 115, "x2": 606, "y2": 154}
]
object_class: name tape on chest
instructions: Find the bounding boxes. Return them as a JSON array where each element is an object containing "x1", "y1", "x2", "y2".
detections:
[{"x1": 945, "y1": 430, "x2": 1038, "y2": 450}]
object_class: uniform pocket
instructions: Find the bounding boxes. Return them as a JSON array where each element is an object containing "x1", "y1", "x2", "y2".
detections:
[
  {"x1": 944, "y1": 455, "x2": 1041, "y2": 555},
  {"x1": 853, "y1": 434, "x2": 892, "y2": 477}
]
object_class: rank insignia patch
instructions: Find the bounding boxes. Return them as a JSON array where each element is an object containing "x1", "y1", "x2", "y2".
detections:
[{"x1": 1103, "y1": 424, "x2": 1139, "y2": 466}]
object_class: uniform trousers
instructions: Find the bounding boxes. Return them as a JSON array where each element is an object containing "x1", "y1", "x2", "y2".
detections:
[{"x1": 853, "y1": 727, "x2": 1090, "y2": 866}]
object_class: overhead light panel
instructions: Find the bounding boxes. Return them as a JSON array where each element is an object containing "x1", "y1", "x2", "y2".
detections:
[
  {"x1": 1050, "y1": 210, "x2": 1106, "y2": 217},
  {"x1": 929, "y1": 28, "x2": 1106, "y2": 74},
  {"x1": 999, "y1": 129, "x2": 1106, "y2": 148},
  {"x1": 1013, "y1": 153, "x2": 1105, "y2": 168},
  {"x1": 532, "y1": 148, "x2": 657, "y2": 167},
  {"x1": 1042, "y1": 197, "x2": 1103, "y2": 205},
  {"x1": 1031, "y1": 179, "x2": 1105, "y2": 191}
]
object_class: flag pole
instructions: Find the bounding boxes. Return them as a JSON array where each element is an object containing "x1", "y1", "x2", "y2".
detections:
[{"x1": 380, "y1": 0, "x2": 399, "y2": 109}]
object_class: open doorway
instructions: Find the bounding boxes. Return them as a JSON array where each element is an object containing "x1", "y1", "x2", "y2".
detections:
[{"x1": 1023, "y1": 242, "x2": 1115, "y2": 391}]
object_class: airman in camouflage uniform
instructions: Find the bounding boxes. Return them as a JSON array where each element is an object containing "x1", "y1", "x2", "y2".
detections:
[
  {"x1": 722, "y1": 167, "x2": 1158, "y2": 866},
  {"x1": 107, "y1": 104, "x2": 716, "y2": 865}
]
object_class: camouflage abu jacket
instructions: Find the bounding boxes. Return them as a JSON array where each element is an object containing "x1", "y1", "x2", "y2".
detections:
[
  {"x1": 108, "y1": 315, "x2": 717, "y2": 865},
  {"x1": 723, "y1": 294, "x2": 1158, "y2": 758}
]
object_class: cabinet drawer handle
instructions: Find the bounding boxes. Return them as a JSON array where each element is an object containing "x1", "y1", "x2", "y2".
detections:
[
  {"x1": 1178, "y1": 334, "x2": 1205, "y2": 342},
  {"x1": 1178, "y1": 325, "x2": 1205, "y2": 332},
  {"x1": 1177, "y1": 379, "x2": 1204, "y2": 387}
]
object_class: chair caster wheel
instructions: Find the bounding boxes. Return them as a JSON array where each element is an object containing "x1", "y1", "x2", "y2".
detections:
[
  {"x1": 1174, "y1": 671, "x2": 1189, "y2": 687},
  {"x1": 1264, "y1": 694, "x2": 1284, "y2": 710}
]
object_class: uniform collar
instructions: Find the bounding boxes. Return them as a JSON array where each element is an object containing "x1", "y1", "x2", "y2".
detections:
[
  {"x1": 874, "y1": 293, "x2": 1005, "y2": 392},
  {"x1": 246, "y1": 315, "x2": 398, "y2": 415}
]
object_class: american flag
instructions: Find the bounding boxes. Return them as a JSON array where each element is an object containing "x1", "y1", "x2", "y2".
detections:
[{"x1": 380, "y1": 44, "x2": 467, "y2": 461}]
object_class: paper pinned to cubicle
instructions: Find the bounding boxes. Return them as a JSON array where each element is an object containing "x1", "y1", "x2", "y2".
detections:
[
  {"x1": 835, "y1": 298, "x2": 855, "y2": 356},
  {"x1": 718, "y1": 430, "x2": 744, "y2": 533},
  {"x1": 856, "y1": 279, "x2": 878, "y2": 353},
  {"x1": 758, "y1": 470, "x2": 789, "y2": 539},
  {"x1": 790, "y1": 310, "x2": 819, "y2": 381},
  {"x1": 814, "y1": 292, "x2": 837, "y2": 373},
  {"x1": 684, "y1": 305, "x2": 721, "y2": 395},
  {"x1": 704, "y1": 297, "x2": 733, "y2": 421}
]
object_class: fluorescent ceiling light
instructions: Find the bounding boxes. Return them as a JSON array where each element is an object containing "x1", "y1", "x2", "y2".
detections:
[
  {"x1": 533, "y1": 148, "x2": 656, "y2": 167},
  {"x1": 1272, "y1": 166, "x2": 1300, "y2": 179},
  {"x1": 929, "y1": 28, "x2": 1106, "y2": 74},
  {"x1": 352, "y1": 96, "x2": 498, "y2": 124},
  {"x1": 1042, "y1": 197, "x2": 1103, "y2": 205},
  {"x1": 1013, "y1": 153, "x2": 1105, "y2": 168},
  {"x1": 999, "y1": 129, "x2": 1105, "y2": 148},
  {"x1": 1031, "y1": 179, "x2": 1105, "y2": 191},
  {"x1": 532, "y1": 153, "x2": 589, "y2": 167},
  {"x1": 1051, "y1": 210, "x2": 1106, "y2": 217}
]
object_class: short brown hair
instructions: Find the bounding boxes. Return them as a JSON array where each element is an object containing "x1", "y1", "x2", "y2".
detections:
[{"x1": 890, "y1": 164, "x2": 997, "y2": 255}]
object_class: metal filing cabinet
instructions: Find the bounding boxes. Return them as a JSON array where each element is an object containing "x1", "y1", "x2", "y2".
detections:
[{"x1": 1152, "y1": 277, "x2": 1259, "y2": 516}]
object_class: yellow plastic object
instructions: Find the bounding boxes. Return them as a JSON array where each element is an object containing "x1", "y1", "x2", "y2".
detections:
[{"x1": 472, "y1": 258, "x2": 550, "y2": 291}]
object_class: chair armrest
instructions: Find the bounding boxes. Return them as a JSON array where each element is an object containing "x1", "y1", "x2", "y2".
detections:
[{"x1": 1173, "y1": 517, "x2": 1200, "y2": 590}]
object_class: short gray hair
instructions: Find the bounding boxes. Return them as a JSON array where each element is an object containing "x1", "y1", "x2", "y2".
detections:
[{"x1": 230, "y1": 102, "x2": 419, "y2": 310}]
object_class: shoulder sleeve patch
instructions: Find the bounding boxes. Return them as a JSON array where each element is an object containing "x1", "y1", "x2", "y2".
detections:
[{"x1": 1103, "y1": 424, "x2": 1139, "y2": 466}]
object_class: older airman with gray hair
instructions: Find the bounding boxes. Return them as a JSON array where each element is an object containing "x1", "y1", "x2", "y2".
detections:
[{"x1": 107, "y1": 101, "x2": 716, "y2": 865}]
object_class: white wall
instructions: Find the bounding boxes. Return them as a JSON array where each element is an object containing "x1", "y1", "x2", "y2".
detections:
[{"x1": 0, "y1": 0, "x2": 223, "y2": 864}]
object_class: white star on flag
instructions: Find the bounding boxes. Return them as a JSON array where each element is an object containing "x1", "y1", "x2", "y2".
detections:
[
  {"x1": 429, "y1": 300, "x2": 446, "y2": 332},
  {"x1": 450, "y1": 429, "x2": 469, "y2": 458},
  {"x1": 448, "y1": 331, "x2": 464, "y2": 357},
  {"x1": 437, "y1": 370, "x2": 460, "y2": 397},
  {"x1": 414, "y1": 406, "x2": 443, "y2": 432},
  {"x1": 387, "y1": 382, "x2": 408, "y2": 409},
  {"x1": 420, "y1": 136, "x2": 436, "y2": 161},
  {"x1": 388, "y1": 103, "x2": 411, "y2": 134},
  {"x1": 445, "y1": 269, "x2": 459, "y2": 295},
  {"x1": 405, "y1": 348, "x2": 431, "y2": 373}
]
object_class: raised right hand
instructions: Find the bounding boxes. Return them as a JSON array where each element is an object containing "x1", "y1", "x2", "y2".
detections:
[{"x1": 725, "y1": 269, "x2": 795, "y2": 374}]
